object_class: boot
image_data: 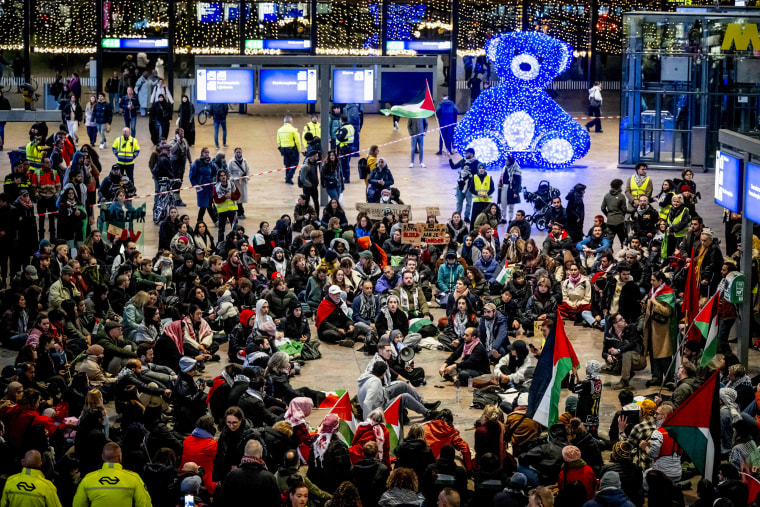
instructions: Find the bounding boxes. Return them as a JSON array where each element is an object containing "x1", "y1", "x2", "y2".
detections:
[{"x1": 611, "y1": 379, "x2": 630, "y2": 390}]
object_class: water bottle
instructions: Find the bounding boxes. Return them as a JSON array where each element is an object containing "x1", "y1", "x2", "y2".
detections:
[
  {"x1": 454, "y1": 378, "x2": 461, "y2": 402},
  {"x1": 468, "y1": 376, "x2": 474, "y2": 393}
]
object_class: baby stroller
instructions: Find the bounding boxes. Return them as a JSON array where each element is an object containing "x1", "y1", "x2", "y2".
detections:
[
  {"x1": 153, "y1": 177, "x2": 182, "y2": 224},
  {"x1": 522, "y1": 180, "x2": 560, "y2": 231}
]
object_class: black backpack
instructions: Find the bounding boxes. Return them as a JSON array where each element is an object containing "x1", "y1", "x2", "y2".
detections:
[{"x1": 358, "y1": 158, "x2": 370, "y2": 179}]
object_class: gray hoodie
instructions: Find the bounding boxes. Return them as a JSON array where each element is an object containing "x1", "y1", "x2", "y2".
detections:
[{"x1": 357, "y1": 371, "x2": 385, "y2": 418}]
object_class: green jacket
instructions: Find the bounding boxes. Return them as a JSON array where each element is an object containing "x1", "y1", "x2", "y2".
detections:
[{"x1": 1, "y1": 468, "x2": 62, "y2": 507}]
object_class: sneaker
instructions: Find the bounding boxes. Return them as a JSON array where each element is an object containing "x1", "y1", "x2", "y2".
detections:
[
  {"x1": 223, "y1": 144, "x2": 229, "y2": 148},
  {"x1": 337, "y1": 339, "x2": 355, "y2": 348},
  {"x1": 420, "y1": 163, "x2": 426, "y2": 168},
  {"x1": 394, "y1": 122, "x2": 398, "y2": 130},
  {"x1": 409, "y1": 163, "x2": 414, "y2": 168},
  {"x1": 423, "y1": 400, "x2": 441, "y2": 411},
  {"x1": 435, "y1": 151, "x2": 443, "y2": 155},
  {"x1": 99, "y1": 143, "x2": 105, "y2": 149},
  {"x1": 215, "y1": 145, "x2": 220, "y2": 150},
  {"x1": 176, "y1": 200, "x2": 187, "y2": 207}
]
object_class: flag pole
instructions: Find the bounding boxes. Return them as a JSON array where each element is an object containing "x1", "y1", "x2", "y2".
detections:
[{"x1": 427, "y1": 80, "x2": 446, "y2": 155}]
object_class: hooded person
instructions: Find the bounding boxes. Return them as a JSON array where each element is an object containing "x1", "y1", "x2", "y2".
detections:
[
  {"x1": 357, "y1": 235, "x2": 388, "y2": 270},
  {"x1": 570, "y1": 359, "x2": 603, "y2": 436},
  {"x1": 584, "y1": 471, "x2": 636, "y2": 507},
  {"x1": 284, "y1": 397, "x2": 315, "y2": 462},
  {"x1": 307, "y1": 412, "x2": 351, "y2": 494}
]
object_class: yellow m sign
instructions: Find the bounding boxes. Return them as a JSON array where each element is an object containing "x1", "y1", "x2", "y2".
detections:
[{"x1": 722, "y1": 23, "x2": 760, "y2": 51}]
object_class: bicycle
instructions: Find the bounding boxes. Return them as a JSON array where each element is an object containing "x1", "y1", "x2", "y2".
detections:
[
  {"x1": 153, "y1": 177, "x2": 182, "y2": 224},
  {"x1": 197, "y1": 104, "x2": 211, "y2": 126}
]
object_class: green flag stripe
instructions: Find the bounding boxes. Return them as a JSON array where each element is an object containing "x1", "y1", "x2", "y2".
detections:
[
  {"x1": 700, "y1": 314, "x2": 719, "y2": 368},
  {"x1": 549, "y1": 356, "x2": 575, "y2": 426},
  {"x1": 666, "y1": 426, "x2": 709, "y2": 476}
]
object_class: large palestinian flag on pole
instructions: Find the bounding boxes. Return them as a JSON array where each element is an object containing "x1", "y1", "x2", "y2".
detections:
[
  {"x1": 693, "y1": 293, "x2": 720, "y2": 368},
  {"x1": 684, "y1": 247, "x2": 702, "y2": 343},
  {"x1": 328, "y1": 391, "x2": 358, "y2": 445},
  {"x1": 663, "y1": 370, "x2": 721, "y2": 480},
  {"x1": 527, "y1": 315, "x2": 579, "y2": 427},
  {"x1": 318, "y1": 390, "x2": 348, "y2": 409},
  {"x1": 380, "y1": 83, "x2": 435, "y2": 119}
]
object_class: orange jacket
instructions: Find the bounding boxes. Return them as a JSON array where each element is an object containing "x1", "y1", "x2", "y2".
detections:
[{"x1": 423, "y1": 420, "x2": 472, "y2": 470}]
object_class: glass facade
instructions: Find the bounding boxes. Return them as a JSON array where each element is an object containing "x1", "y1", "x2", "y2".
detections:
[
  {"x1": 244, "y1": 1, "x2": 311, "y2": 54},
  {"x1": 316, "y1": 0, "x2": 381, "y2": 54},
  {"x1": 0, "y1": 0, "x2": 24, "y2": 51},
  {"x1": 620, "y1": 11, "x2": 760, "y2": 169},
  {"x1": 103, "y1": 0, "x2": 169, "y2": 39},
  {"x1": 33, "y1": 0, "x2": 97, "y2": 52},
  {"x1": 175, "y1": 0, "x2": 240, "y2": 54},
  {"x1": 457, "y1": 0, "x2": 521, "y2": 54}
]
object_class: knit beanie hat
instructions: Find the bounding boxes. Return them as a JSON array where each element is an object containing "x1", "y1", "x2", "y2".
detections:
[
  {"x1": 562, "y1": 445, "x2": 581, "y2": 462},
  {"x1": 599, "y1": 471, "x2": 621, "y2": 490}
]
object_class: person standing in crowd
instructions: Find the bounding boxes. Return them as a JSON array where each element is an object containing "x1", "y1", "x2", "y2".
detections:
[
  {"x1": 211, "y1": 102, "x2": 229, "y2": 149},
  {"x1": 450, "y1": 149, "x2": 478, "y2": 223},
  {"x1": 134, "y1": 71, "x2": 151, "y2": 117},
  {"x1": 585, "y1": 81, "x2": 603, "y2": 133},
  {"x1": 169, "y1": 127, "x2": 191, "y2": 207},
  {"x1": 189, "y1": 147, "x2": 218, "y2": 225},
  {"x1": 624, "y1": 163, "x2": 653, "y2": 212},
  {"x1": 302, "y1": 113, "x2": 321, "y2": 148},
  {"x1": 31, "y1": 156, "x2": 62, "y2": 239},
  {"x1": 470, "y1": 164, "x2": 493, "y2": 223},
  {"x1": 499, "y1": 155, "x2": 521, "y2": 225},
  {"x1": 105, "y1": 70, "x2": 121, "y2": 114},
  {"x1": 436, "y1": 94, "x2": 459, "y2": 155},
  {"x1": 602, "y1": 178, "x2": 628, "y2": 249},
  {"x1": 119, "y1": 86, "x2": 139, "y2": 137},
  {"x1": 277, "y1": 115, "x2": 301, "y2": 185},
  {"x1": 1, "y1": 450, "x2": 62, "y2": 507},
  {"x1": 213, "y1": 168, "x2": 241, "y2": 243},
  {"x1": 408, "y1": 117, "x2": 428, "y2": 168},
  {"x1": 84, "y1": 96, "x2": 98, "y2": 146},
  {"x1": 299, "y1": 148, "x2": 321, "y2": 209},
  {"x1": 228, "y1": 147, "x2": 250, "y2": 219},
  {"x1": 178, "y1": 95, "x2": 196, "y2": 146},
  {"x1": 62, "y1": 94, "x2": 83, "y2": 144},
  {"x1": 93, "y1": 92, "x2": 113, "y2": 150},
  {"x1": 336, "y1": 116, "x2": 355, "y2": 184},
  {"x1": 112, "y1": 127, "x2": 140, "y2": 182}
]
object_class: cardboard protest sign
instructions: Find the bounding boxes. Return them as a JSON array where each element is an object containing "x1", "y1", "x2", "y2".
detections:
[
  {"x1": 401, "y1": 224, "x2": 422, "y2": 244},
  {"x1": 355, "y1": 203, "x2": 412, "y2": 221},
  {"x1": 420, "y1": 224, "x2": 447, "y2": 244},
  {"x1": 426, "y1": 206, "x2": 440, "y2": 217}
]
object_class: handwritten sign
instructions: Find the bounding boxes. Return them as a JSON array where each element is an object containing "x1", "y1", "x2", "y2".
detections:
[
  {"x1": 107, "y1": 224, "x2": 124, "y2": 237},
  {"x1": 401, "y1": 224, "x2": 422, "y2": 244},
  {"x1": 420, "y1": 224, "x2": 447, "y2": 244},
  {"x1": 426, "y1": 206, "x2": 440, "y2": 217},
  {"x1": 355, "y1": 203, "x2": 412, "y2": 221}
]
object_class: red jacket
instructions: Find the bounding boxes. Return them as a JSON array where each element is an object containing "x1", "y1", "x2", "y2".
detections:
[
  {"x1": 559, "y1": 462, "x2": 597, "y2": 500},
  {"x1": 423, "y1": 420, "x2": 473, "y2": 470},
  {"x1": 220, "y1": 259, "x2": 248, "y2": 282},
  {"x1": 350, "y1": 423, "x2": 391, "y2": 468},
  {"x1": 181, "y1": 434, "x2": 218, "y2": 494}
]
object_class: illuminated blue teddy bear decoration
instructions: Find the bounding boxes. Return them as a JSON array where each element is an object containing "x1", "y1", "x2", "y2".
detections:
[{"x1": 454, "y1": 32, "x2": 591, "y2": 169}]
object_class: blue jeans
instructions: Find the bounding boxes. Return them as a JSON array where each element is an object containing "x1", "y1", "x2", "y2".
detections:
[
  {"x1": 109, "y1": 93, "x2": 118, "y2": 113},
  {"x1": 87, "y1": 126, "x2": 98, "y2": 145},
  {"x1": 125, "y1": 115, "x2": 136, "y2": 137},
  {"x1": 455, "y1": 187, "x2": 473, "y2": 221},
  {"x1": 326, "y1": 187, "x2": 341, "y2": 201},
  {"x1": 214, "y1": 119, "x2": 227, "y2": 146},
  {"x1": 97, "y1": 123, "x2": 108, "y2": 145},
  {"x1": 411, "y1": 136, "x2": 424, "y2": 163},
  {"x1": 580, "y1": 310, "x2": 598, "y2": 326},
  {"x1": 281, "y1": 147, "x2": 299, "y2": 183},
  {"x1": 0, "y1": 122, "x2": 4, "y2": 145}
]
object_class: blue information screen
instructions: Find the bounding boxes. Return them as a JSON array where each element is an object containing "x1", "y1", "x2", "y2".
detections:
[
  {"x1": 745, "y1": 162, "x2": 760, "y2": 224},
  {"x1": 386, "y1": 40, "x2": 451, "y2": 52},
  {"x1": 380, "y1": 71, "x2": 434, "y2": 104},
  {"x1": 198, "y1": 3, "x2": 223, "y2": 22},
  {"x1": 259, "y1": 68, "x2": 317, "y2": 104},
  {"x1": 715, "y1": 150, "x2": 743, "y2": 213},
  {"x1": 102, "y1": 38, "x2": 168, "y2": 50},
  {"x1": 196, "y1": 69, "x2": 255, "y2": 104},
  {"x1": 333, "y1": 69, "x2": 374, "y2": 104}
]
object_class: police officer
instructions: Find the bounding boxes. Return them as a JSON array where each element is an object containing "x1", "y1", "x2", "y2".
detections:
[
  {"x1": 276, "y1": 115, "x2": 301, "y2": 185},
  {"x1": 72, "y1": 443, "x2": 152, "y2": 507},
  {"x1": 1, "y1": 450, "x2": 62, "y2": 507},
  {"x1": 111, "y1": 127, "x2": 140, "y2": 183},
  {"x1": 336, "y1": 115, "x2": 355, "y2": 184}
]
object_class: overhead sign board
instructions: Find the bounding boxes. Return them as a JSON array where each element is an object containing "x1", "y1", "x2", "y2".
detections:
[
  {"x1": 715, "y1": 150, "x2": 743, "y2": 213},
  {"x1": 744, "y1": 162, "x2": 760, "y2": 224}
]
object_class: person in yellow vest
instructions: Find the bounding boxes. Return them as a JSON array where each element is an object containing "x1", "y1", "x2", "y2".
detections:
[
  {"x1": 469, "y1": 163, "x2": 494, "y2": 223},
  {"x1": 664, "y1": 194, "x2": 690, "y2": 257},
  {"x1": 1, "y1": 449, "x2": 62, "y2": 507},
  {"x1": 212, "y1": 168, "x2": 241, "y2": 243},
  {"x1": 25, "y1": 134, "x2": 50, "y2": 172},
  {"x1": 302, "y1": 113, "x2": 321, "y2": 148},
  {"x1": 656, "y1": 179, "x2": 675, "y2": 220},
  {"x1": 335, "y1": 116, "x2": 355, "y2": 184},
  {"x1": 73, "y1": 442, "x2": 152, "y2": 507},
  {"x1": 111, "y1": 127, "x2": 140, "y2": 183},
  {"x1": 624, "y1": 163, "x2": 653, "y2": 211},
  {"x1": 277, "y1": 115, "x2": 301, "y2": 185}
]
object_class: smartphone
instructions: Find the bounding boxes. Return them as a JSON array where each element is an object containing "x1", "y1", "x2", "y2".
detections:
[{"x1": 184, "y1": 495, "x2": 194, "y2": 507}]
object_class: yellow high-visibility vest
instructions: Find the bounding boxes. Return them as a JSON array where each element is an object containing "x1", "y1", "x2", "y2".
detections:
[
  {"x1": 668, "y1": 207, "x2": 688, "y2": 237},
  {"x1": 112, "y1": 136, "x2": 140, "y2": 165},
  {"x1": 338, "y1": 124, "x2": 355, "y2": 148},
  {"x1": 302, "y1": 122, "x2": 321, "y2": 146},
  {"x1": 658, "y1": 191, "x2": 674, "y2": 220},
  {"x1": 629, "y1": 175, "x2": 650, "y2": 198},
  {"x1": 473, "y1": 174, "x2": 492, "y2": 202},
  {"x1": 276, "y1": 123, "x2": 301, "y2": 150}
]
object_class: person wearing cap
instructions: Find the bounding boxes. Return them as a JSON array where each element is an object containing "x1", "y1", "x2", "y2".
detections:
[
  {"x1": 584, "y1": 471, "x2": 636, "y2": 507},
  {"x1": 10, "y1": 264, "x2": 38, "y2": 294},
  {"x1": 73, "y1": 442, "x2": 151, "y2": 507},
  {"x1": 558, "y1": 444, "x2": 597, "y2": 501},
  {"x1": 3, "y1": 157, "x2": 33, "y2": 202},
  {"x1": 1, "y1": 449, "x2": 62, "y2": 507},
  {"x1": 298, "y1": 148, "x2": 321, "y2": 209},
  {"x1": 96, "y1": 319, "x2": 137, "y2": 375},
  {"x1": 173, "y1": 356, "x2": 208, "y2": 433},
  {"x1": 316, "y1": 284, "x2": 354, "y2": 343},
  {"x1": 177, "y1": 475, "x2": 204, "y2": 507},
  {"x1": 77, "y1": 344, "x2": 116, "y2": 387},
  {"x1": 493, "y1": 473, "x2": 528, "y2": 507},
  {"x1": 354, "y1": 249, "x2": 382, "y2": 285},
  {"x1": 48, "y1": 264, "x2": 81, "y2": 310}
]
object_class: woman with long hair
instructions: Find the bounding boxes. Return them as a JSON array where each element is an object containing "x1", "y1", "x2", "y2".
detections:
[
  {"x1": 321, "y1": 151, "x2": 344, "y2": 201},
  {"x1": 441, "y1": 294, "x2": 479, "y2": 351},
  {"x1": 355, "y1": 213, "x2": 373, "y2": 239},
  {"x1": 135, "y1": 305, "x2": 164, "y2": 344},
  {"x1": 370, "y1": 221, "x2": 389, "y2": 248},
  {"x1": 193, "y1": 221, "x2": 216, "y2": 255},
  {"x1": 84, "y1": 230, "x2": 109, "y2": 262},
  {"x1": 123, "y1": 291, "x2": 151, "y2": 341},
  {"x1": 321, "y1": 198, "x2": 349, "y2": 229},
  {"x1": 286, "y1": 253, "x2": 311, "y2": 295},
  {"x1": 24, "y1": 312, "x2": 51, "y2": 349},
  {"x1": 178, "y1": 95, "x2": 196, "y2": 145},
  {"x1": 378, "y1": 467, "x2": 422, "y2": 507},
  {"x1": 1, "y1": 293, "x2": 30, "y2": 349}
]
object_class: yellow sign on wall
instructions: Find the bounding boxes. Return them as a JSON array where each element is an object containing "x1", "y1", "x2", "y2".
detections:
[{"x1": 722, "y1": 23, "x2": 760, "y2": 51}]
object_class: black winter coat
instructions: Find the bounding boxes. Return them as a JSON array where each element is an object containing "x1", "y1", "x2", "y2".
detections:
[
  {"x1": 393, "y1": 438, "x2": 436, "y2": 481},
  {"x1": 213, "y1": 462, "x2": 281, "y2": 507},
  {"x1": 213, "y1": 419, "x2": 261, "y2": 482},
  {"x1": 352, "y1": 459, "x2": 390, "y2": 507},
  {"x1": 445, "y1": 341, "x2": 490, "y2": 374},
  {"x1": 600, "y1": 462, "x2": 644, "y2": 507},
  {"x1": 307, "y1": 438, "x2": 352, "y2": 494}
]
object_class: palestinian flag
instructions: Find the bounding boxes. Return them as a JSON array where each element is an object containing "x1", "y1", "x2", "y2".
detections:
[
  {"x1": 328, "y1": 391, "x2": 358, "y2": 445},
  {"x1": 694, "y1": 293, "x2": 720, "y2": 368},
  {"x1": 740, "y1": 473, "x2": 760, "y2": 505},
  {"x1": 650, "y1": 282, "x2": 678, "y2": 350},
  {"x1": 318, "y1": 390, "x2": 348, "y2": 409},
  {"x1": 380, "y1": 83, "x2": 435, "y2": 119},
  {"x1": 409, "y1": 318, "x2": 437, "y2": 336},
  {"x1": 663, "y1": 370, "x2": 721, "y2": 480},
  {"x1": 494, "y1": 258, "x2": 512, "y2": 285},
  {"x1": 384, "y1": 395, "x2": 404, "y2": 455},
  {"x1": 527, "y1": 315, "x2": 579, "y2": 427}
]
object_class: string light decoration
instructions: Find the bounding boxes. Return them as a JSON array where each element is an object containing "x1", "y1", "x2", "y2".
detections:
[
  {"x1": 454, "y1": 32, "x2": 590, "y2": 169},
  {"x1": 174, "y1": 0, "x2": 239, "y2": 54},
  {"x1": 457, "y1": 0, "x2": 521, "y2": 54},
  {"x1": 33, "y1": 0, "x2": 97, "y2": 53},
  {"x1": 316, "y1": 0, "x2": 380, "y2": 55},
  {"x1": 245, "y1": 2, "x2": 310, "y2": 43},
  {"x1": 595, "y1": 0, "x2": 663, "y2": 54},
  {"x1": 103, "y1": 0, "x2": 169, "y2": 39},
  {"x1": 0, "y1": 1, "x2": 24, "y2": 50},
  {"x1": 525, "y1": 0, "x2": 591, "y2": 51}
]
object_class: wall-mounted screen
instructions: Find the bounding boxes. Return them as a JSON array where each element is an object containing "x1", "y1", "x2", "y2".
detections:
[
  {"x1": 259, "y1": 68, "x2": 318, "y2": 103},
  {"x1": 715, "y1": 150, "x2": 743, "y2": 213},
  {"x1": 196, "y1": 69, "x2": 255, "y2": 104},
  {"x1": 379, "y1": 70, "x2": 434, "y2": 104},
  {"x1": 333, "y1": 69, "x2": 374, "y2": 104}
]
